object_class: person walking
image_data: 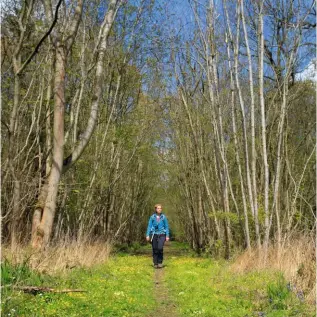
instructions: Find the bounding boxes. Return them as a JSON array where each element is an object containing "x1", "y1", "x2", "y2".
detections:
[{"x1": 146, "y1": 204, "x2": 170, "y2": 268}]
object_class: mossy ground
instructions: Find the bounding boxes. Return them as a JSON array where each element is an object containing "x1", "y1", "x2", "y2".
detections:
[{"x1": 1, "y1": 243, "x2": 314, "y2": 317}]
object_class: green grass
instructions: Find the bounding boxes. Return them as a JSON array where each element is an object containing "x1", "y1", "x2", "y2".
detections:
[
  {"x1": 2, "y1": 255, "x2": 156, "y2": 317},
  {"x1": 163, "y1": 256, "x2": 314, "y2": 317},
  {"x1": 1, "y1": 245, "x2": 314, "y2": 317},
  {"x1": 1, "y1": 257, "x2": 55, "y2": 287}
]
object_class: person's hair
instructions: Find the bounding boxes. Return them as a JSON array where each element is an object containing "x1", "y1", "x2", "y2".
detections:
[{"x1": 154, "y1": 204, "x2": 162, "y2": 210}]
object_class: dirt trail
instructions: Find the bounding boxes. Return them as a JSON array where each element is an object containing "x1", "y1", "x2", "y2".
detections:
[
  {"x1": 147, "y1": 267, "x2": 179, "y2": 317},
  {"x1": 147, "y1": 243, "x2": 179, "y2": 317}
]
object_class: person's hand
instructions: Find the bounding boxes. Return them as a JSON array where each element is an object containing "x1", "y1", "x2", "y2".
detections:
[
  {"x1": 166, "y1": 237, "x2": 170, "y2": 242},
  {"x1": 146, "y1": 236, "x2": 150, "y2": 241}
]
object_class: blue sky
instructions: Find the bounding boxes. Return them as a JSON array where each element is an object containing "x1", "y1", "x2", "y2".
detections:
[{"x1": 114, "y1": 0, "x2": 315, "y2": 94}]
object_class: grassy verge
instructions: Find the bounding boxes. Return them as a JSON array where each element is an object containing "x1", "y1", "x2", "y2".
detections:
[
  {"x1": 2, "y1": 241, "x2": 314, "y2": 317},
  {"x1": 164, "y1": 256, "x2": 314, "y2": 317},
  {"x1": 2, "y1": 255, "x2": 155, "y2": 317}
]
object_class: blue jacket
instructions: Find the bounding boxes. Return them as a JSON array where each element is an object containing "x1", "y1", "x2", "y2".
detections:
[{"x1": 146, "y1": 213, "x2": 169, "y2": 237}]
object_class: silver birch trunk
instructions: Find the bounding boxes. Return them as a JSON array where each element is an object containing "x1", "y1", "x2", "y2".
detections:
[
  {"x1": 258, "y1": 3, "x2": 270, "y2": 255},
  {"x1": 240, "y1": 0, "x2": 260, "y2": 248},
  {"x1": 232, "y1": 5, "x2": 256, "y2": 246},
  {"x1": 223, "y1": 22, "x2": 251, "y2": 249},
  {"x1": 63, "y1": 0, "x2": 121, "y2": 170}
]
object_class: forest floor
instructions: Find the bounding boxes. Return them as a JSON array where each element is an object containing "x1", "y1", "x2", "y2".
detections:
[{"x1": 1, "y1": 242, "x2": 315, "y2": 317}]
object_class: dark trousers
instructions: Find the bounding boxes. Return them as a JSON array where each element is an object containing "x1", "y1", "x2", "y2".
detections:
[{"x1": 151, "y1": 234, "x2": 166, "y2": 264}]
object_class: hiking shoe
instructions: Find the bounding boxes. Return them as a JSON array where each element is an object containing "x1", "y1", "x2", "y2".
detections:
[
  {"x1": 154, "y1": 264, "x2": 158, "y2": 269},
  {"x1": 158, "y1": 263, "x2": 163, "y2": 268}
]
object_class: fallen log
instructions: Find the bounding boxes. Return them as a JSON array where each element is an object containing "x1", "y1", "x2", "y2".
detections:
[{"x1": 14, "y1": 286, "x2": 86, "y2": 295}]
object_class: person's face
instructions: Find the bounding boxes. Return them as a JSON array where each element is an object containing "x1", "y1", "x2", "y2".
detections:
[{"x1": 156, "y1": 206, "x2": 162, "y2": 214}]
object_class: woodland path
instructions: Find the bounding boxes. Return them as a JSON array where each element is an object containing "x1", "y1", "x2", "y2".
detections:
[
  {"x1": 2, "y1": 242, "x2": 314, "y2": 317},
  {"x1": 146, "y1": 266, "x2": 179, "y2": 317},
  {"x1": 145, "y1": 243, "x2": 180, "y2": 317}
]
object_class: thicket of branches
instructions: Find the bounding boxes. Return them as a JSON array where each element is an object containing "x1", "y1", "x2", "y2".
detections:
[
  {"x1": 1, "y1": 0, "x2": 315, "y2": 258},
  {"x1": 1, "y1": 0, "x2": 166, "y2": 248},
  {"x1": 165, "y1": 0, "x2": 316, "y2": 257}
]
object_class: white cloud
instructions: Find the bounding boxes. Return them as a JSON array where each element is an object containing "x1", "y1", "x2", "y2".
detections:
[{"x1": 295, "y1": 59, "x2": 317, "y2": 82}]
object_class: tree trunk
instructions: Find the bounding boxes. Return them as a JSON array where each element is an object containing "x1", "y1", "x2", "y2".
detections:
[
  {"x1": 241, "y1": 0, "x2": 260, "y2": 249},
  {"x1": 32, "y1": 44, "x2": 66, "y2": 248},
  {"x1": 258, "y1": 4, "x2": 270, "y2": 256},
  {"x1": 9, "y1": 64, "x2": 21, "y2": 249},
  {"x1": 63, "y1": 0, "x2": 121, "y2": 170}
]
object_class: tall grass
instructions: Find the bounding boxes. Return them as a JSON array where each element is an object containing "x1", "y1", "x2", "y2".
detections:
[
  {"x1": 230, "y1": 235, "x2": 315, "y2": 304},
  {"x1": 2, "y1": 239, "x2": 112, "y2": 275}
]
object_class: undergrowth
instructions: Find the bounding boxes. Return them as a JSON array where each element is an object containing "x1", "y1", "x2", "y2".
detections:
[
  {"x1": 1, "y1": 255, "x2": 155, "y2": 317},
  {"x1": 164, "y1": 256, "x2": 314, "y2": 317},
  {"x1": 1, "y1": 240, "x2": 315, "y2": 317}
]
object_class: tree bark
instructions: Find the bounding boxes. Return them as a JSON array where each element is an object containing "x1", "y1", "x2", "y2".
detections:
[
  {"x1": 63, "y1": 0, "x2": 121, "y2": 170},
  {"x1": 258, "y1": 3, "x2": 270, "y2": 256},
  {"x1": 240, "y1": 0, "x2": 260, "y2": 249},
  {"x1": 223, "y1": 19, "x2": 251, "y2": 249},
  {"x1": 32, "y1": 43, "x2": 66, "y2": 248}
]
